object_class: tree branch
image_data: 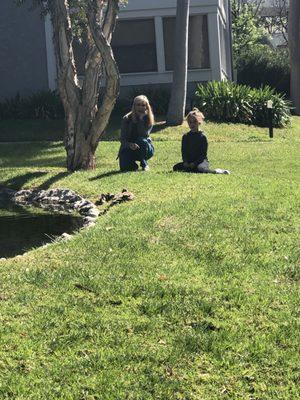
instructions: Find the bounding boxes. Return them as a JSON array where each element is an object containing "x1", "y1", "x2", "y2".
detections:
[
  {"x1": 49, "y1": 0, "x2": 80, "y2": 107},
  {"x1": 102, "y1": 0, "x2": 119, "y2": 41},
  {"x1": 81, "y1": 0, "x2": 118, "y2": 121},
  {"x1": 48, "y1": 0, "x2": 81, "y2": 156}
]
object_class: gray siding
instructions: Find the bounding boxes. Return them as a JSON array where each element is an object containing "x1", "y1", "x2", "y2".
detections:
[{"x1": 0, "y1": 0, "x2": 48, "y2": 100}]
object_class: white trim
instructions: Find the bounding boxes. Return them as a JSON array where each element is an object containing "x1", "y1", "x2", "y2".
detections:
[
  {"x1": 221, "y1": 68, "x2": 229, "y2": 80},
  {"x1": 119, "y1": 6, "x2": 217, "y2": 19},
  {"x1": 80, "y1": 70, "x2": 212, "y2": 87},
  {"x1": 44, "y1": 14, "x2": 57, "y2": 90},
  {"x1": 120, "y1": 0, "x2": 220, "y2": 12},
  {"x1": 154, "y1": 16, "x2": 165, "y2": 73},
  {"x1": 208, "y1": 13, "x2": 222, "y2": 80},
  {"x1": 119, "y1": 70, "x2": 212, "y2": 86},
  {"x1": 218, "y1": 0, "x2": 228, "y2": 24}
]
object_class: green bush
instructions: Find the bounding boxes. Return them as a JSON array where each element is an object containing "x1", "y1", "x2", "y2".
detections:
[
  {"x1": 250, "y1": 86, "x2": 291, "y2": 127},
  {"x1": 237, "y1": 46, "x2": 290, "y2": 96},
  {"x1": 194, "y1": 81, "x2": 291, "y2": 127},
  {"x1": 119, "y1": 86, "x2": 171, "y2": 116},
  {"x1": 132, "y1": 87, "x2": 171, "y2": 115},
  {"x1": 0, "y1": 91, "x2": 64, "y2": 120}
]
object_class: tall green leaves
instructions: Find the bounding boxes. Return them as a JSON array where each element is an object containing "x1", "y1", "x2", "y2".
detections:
[
  {"x1": 195, "y1": 81, "x2": 291, "y2": 127},
  {"x1": 231, "y1": 0, "x2": 268, "y2": 65}
]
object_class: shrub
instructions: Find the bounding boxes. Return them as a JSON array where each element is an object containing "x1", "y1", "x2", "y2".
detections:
[
  {"x1": 0, "y1": 91, "x2": 64, "y2": 120},
  {"x1": 194, "y1": 81, "x2": 291, "y2": 127},
  {"x1": 237, "y1": 46, "x2": 290, "y2": 97},
  {"x1": 0, "y1": 93, "x2": 25, "y2": 119},
  {"x1": 0, "y1": 87, "x2": 170, "y2": 121},
  {"x1": 250, "y1": 86, "x2": 291, "y2": 127},
  {"x1": 128, "y1": 86, "x2": 171, "y2": 115}
]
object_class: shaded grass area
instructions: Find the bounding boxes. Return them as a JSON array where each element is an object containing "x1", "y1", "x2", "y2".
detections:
[
  {"x1": 0, "y1": 111, "x2": 296, "y2": 143},
  {"x1": 0, "y1": 119, "x2": 64, "y2": 142},
  {"x1": 0, "y1": 118, "x2": 299, "y2": 399},
  {"x1": 0, "y1": 111, "x2": 122, "y2": 143}
]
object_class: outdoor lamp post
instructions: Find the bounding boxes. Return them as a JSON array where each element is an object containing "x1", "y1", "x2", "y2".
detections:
[{"x1": 267, "y1": 100, "x2": 274, "y2": 138}]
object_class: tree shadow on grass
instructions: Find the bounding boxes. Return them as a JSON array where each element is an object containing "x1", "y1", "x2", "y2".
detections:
[
  {"x1": 0, "y1": 172, "x2": 48, "y2": 190},
  {"x1": 0, "y1": 142, "x2": 65, "y2": 168},
  {"x1": 89, "y1": 170, "x2": 123, "y2": 181},
  {"x1": 1, "y1": 171, "x2": 72, "y2": 192},
  {"x1": 38, "y1": 172, "x2": 71, "y2": 190}
]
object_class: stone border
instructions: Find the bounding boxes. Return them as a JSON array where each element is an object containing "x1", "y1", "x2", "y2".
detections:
[
  {"x1": 0, "y1": 187, "x2": 99, "y2": 228},
  {"x1": 0, "y1": 187, "x2": 135, "y2": 260}
]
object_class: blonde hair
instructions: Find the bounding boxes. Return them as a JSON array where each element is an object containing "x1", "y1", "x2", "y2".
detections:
[
  {"x1": 186, "y1": 108, "x2": 205, "y2": 125},
  {"x1": 128, "y1": 95, "x2": 155, "y2": 127}
]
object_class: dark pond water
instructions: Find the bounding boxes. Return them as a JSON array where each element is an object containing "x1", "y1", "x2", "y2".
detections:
[{"x1": 0, "y1": 201, "x2": 82, "y2": 258}]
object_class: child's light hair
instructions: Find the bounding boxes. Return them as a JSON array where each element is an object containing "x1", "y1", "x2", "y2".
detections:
[
  {"x1": 186, "y1": 108, "x2": 205, "y2": 124},
  {"x1": 129, "y1": 95, "x2": 155, "y2": 127}
]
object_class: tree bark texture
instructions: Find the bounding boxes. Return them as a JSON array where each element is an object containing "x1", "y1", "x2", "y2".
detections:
[
  {"x1": 289, "y1": 0, "x2": 300, "y2": 115},
  {"x1": 166, "y1": 0, "x2": 190, "y2": 126},
  {"x1": 49, "y1": 0, "x2": 120, "y2": 170}
]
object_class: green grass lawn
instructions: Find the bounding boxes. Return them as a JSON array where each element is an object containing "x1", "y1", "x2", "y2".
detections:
[{"x1": 0, "y1": 118, "x2": 299, "y2": 399}]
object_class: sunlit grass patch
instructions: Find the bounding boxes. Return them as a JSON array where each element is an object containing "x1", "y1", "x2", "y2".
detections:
[{"x1": 0, "y1": 117, "x2": 299, "y2": 399}]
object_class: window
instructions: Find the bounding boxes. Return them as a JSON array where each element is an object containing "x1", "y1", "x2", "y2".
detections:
[
  {"x1": 112, "y1": 19, "x2": 157, "y2": 73},
  {"x1": 163, "y1": 15, "x2": 210, "y2": 71}
]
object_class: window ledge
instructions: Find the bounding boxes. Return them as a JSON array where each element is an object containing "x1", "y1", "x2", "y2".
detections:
[{"x1": 120, "y1": 69, "x2": 211, "y2": 76}]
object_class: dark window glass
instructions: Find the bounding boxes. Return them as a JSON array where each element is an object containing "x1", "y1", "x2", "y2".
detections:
[
  {"x1": 163, "y1": 15, "x2": 210, "y2": 71},
  {"x1": 112, "y1": 19, "x2": 157, "y2": 73}
]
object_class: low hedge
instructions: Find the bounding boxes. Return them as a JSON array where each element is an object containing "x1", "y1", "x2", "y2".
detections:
[{"x1": 0, "y1": 91, "x2": 64, "y2": 120}]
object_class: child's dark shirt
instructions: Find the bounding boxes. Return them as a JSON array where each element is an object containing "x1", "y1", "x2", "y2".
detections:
[{"x1": 182, "y1": 131, "x2": 208, "y2": 164}]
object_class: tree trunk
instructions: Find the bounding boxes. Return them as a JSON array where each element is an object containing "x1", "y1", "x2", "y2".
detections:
[
  {"x1": 289, "y1": 0, "x2": 300, "y2": 115},
  {"x1": 65, "y1": 108, "x2": 97, "y2": 170},
  {"x1": 50, "y1": 0, "x2": 120, "y2": 171},
  {"x1": 166, "y1": 0, "x2": 190, "y2": 126}
]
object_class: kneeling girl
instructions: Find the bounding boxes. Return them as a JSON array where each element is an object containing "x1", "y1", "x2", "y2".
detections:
[{"x1": 118, "y1": 95, "x2": 154, "y2": 172}]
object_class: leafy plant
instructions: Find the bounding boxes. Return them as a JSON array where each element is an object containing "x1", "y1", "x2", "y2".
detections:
[
  {"x1": 195, "y1": 81, "x2": 291, "y2": 127},
  {"x1": 0, "y1": 91, "x2": 64, "y2": 120}
]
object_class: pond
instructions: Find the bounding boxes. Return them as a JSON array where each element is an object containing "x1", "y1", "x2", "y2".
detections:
[{"x1": 0, "y1": 200, "x2": 82, "y2": 258}]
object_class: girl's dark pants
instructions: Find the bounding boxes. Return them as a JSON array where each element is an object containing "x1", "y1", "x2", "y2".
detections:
[
  {"x1": 173, "y1": 162, "x2": 198, "y2": 172},
  {"x1": 119, "y1": 138, "x2": 154, "y2": 171}
]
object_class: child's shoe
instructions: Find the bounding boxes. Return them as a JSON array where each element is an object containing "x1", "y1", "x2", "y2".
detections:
[
  {"x1": 141, "y1": 160, "x2": 149, "y2": 171},
  {"x1": 215, "y1": 168, "x2": 231, "y2": 174}
]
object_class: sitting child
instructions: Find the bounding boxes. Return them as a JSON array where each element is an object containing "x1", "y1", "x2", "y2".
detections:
[{"x1": 173, "y1": 108, "x2": 230, "y2": 174}]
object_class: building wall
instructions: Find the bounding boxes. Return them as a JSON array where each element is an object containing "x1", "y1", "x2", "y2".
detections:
[
  {"x1": 0, "y1": 0, "x2": 48, "y2": 100},
  {"x1": 114, "y1": 0, "x2": 230, "y2": 87},
  {"x1": 0, "y1": 0, "x2": 232, "y2": 101}
]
